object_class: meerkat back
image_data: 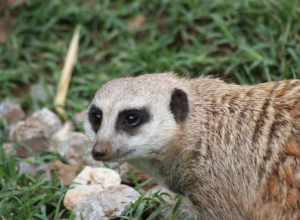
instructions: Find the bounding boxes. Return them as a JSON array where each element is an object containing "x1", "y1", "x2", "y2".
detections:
[
  {"x1": 183, "y1": 79, "x2": 300, "y2": 219},
  {"x1": 251, "y1": 81, "x2": 300, "y2": 219}
]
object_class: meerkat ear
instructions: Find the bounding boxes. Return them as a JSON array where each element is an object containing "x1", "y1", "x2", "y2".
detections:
[{"x1": 170, "y1": 88, "x2": 189, "y2": 123}]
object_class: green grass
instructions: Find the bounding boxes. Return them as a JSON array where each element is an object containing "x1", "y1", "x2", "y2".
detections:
[
  {"x1": 0, "y1": 0, "x2": 300, "y2": 219},
  {"x1": 0, "y1": 120, "x2": 71, "y2": 220}
]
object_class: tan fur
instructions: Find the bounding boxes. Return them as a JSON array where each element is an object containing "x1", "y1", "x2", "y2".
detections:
[{"x1": 87, "y1": 73, "x2": 300, "y2": 219}]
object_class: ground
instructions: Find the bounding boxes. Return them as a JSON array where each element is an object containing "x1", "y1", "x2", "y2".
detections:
[{"x1": 0, "y1": 0, "x2": 300, "y2": 219}]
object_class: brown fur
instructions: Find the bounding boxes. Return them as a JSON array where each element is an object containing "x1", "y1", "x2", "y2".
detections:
[{"x1": 159, "y1": 77, "x2": 300, "y2": 219}]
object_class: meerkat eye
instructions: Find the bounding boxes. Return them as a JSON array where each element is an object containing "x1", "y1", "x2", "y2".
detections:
[
  {"x1": 125, "y1": 112, "x2": 141, "y2": 127},
  {"x1": 116, "y1": 108, "x2": 150, "y2": 133},
  {"x1": 88, "y1": 105, "x2": 103, "y2": 133}
]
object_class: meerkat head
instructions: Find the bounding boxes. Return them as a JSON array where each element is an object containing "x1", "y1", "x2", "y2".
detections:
[{"x1": 84, "y1": 73, "x2": 190, "y2": 162}]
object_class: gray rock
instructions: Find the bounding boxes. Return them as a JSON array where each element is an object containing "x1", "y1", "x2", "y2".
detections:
[
  {"x1": 64, "y1": 166, "x2": 121, "y2": 210},
  {"x1": 19, "y1": 160, "x2": 51, "y2": 175},
  {"x1": 75, "y1": 200, "x2": 107, "y2": 220},
  {"x1": 30, "y1": 108, "x2": 62, "y2": 137},
  {"x1": 9, "y1": 108, "x2": 62, "y2": 157},
  {"x1": 50, "y1": 122, "x2": 75, "y2": 155},
  {"x1": 75, "y1": 185, "x2": 140, "y2": 220},
  {"x1": 0, "y1": 101, "x2": 25, "y2": 124}
]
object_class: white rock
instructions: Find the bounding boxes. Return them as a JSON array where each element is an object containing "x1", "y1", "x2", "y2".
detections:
[
  {"x1": 75, "y1": 185, "x2": 140, "y2": 220},
  {"x1": 0, "y1": 100, "x2": 25, "y2": 124},
  {"x1": 64, "y1": 166, "x2": 121, "y2": 210},
  {"x1": 73, "y1": 166, "x2": 121, "y2": 186}
]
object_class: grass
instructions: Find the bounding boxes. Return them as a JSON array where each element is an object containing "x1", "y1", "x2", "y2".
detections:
[
  {"x1": 0, "y1": 0, "x2": 300, "y2": 219},
  {"x1": 0, "y1": 120, "x2": 72, "y2": 220}
]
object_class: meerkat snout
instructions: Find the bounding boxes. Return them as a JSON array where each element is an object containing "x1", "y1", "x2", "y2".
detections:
[{"x1": 92, "y1": 141, "x2": 113, "y2": 161}]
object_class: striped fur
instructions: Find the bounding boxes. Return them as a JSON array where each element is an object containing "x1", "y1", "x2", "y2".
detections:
[{"x1": 167, "y1": 78, "x2": 300, "y2": 219}]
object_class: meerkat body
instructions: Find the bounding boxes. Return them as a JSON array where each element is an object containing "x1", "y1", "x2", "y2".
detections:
[{"x1": 85, "y1": 73, "x2": 300, "y2": 220}]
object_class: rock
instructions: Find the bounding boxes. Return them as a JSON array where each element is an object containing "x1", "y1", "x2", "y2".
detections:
[
  {"x1": 73, "y1": 166, "x2": 121, "y2": 187},
  {"x1": 64, "y1": 185, "x2": 107, "y2": 210},
  {"x1": 51, "y1": 125, "x2": 102, "y2": 166},
  {"x1": 75, "y1": 200, "x2": 107, "y2": 220},
  {"x1": 9, "y1": 108, "x2": 62, "y2": 157},
  {"x1": 30, "y1": 108, "x2": 62, "y2": 136},
  {"x1": 75, "y1": 185, "x2": 140, "y2": 220},
  {"x1": 64, "y1": 166, "x2": 121, "y2": 210},
  {"x1": 0, "y1": 101, "x2": 25, "y2": 124},
  {"x1": 64, "y1": 167, "x2": 140, "y2": 220},
  {"x1": 10, "y1": 120, "x2": 50, "y2": 157},
  {"x1": 18, "y1": 159, "x2": 53, "y2": 180},
  {"x1": 18, "y1": 161, "x2": 38, "y2": 175},
  {"x1": 53, "y1": 132, "x2": 90, "y2": 165},
  {"x1": 50, "y1": 122, "x2": 74, "y2": 155}
]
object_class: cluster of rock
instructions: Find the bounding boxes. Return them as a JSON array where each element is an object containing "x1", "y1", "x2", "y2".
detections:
[
  {"x1": 0, "y1": 100, "x2": 198, "y2": 220},
  {"x1": 65, "y1": 166, "x2": 140, "y2": 220},
  {"x1": 0, "y1": 101, "x2": 140, "y2": 219}
]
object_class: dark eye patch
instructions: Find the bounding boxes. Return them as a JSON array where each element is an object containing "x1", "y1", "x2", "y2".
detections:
[
  {"x1": 116, "y1": 108, "x2": 151, "y2": 135},
  {"x1": 88, "y1": 104, "x2": 103, "y2": 133}
]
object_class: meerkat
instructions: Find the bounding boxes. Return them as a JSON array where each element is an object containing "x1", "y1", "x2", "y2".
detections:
[{"x1": 84, "y1": 73, "x2": 300, "y2": 220}]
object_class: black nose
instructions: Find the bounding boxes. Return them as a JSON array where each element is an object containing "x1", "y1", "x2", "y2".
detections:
[{"x1": 92, "y1": 149, "x2": 106, "y2": 160}]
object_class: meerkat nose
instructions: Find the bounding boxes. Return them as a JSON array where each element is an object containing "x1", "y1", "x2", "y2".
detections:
[
  {"x1": 92, "y1": 141, "x2": 112, "y2": 161},
  {"x1": 92, "y1": 148, "x2": 106, "y2": 160}
]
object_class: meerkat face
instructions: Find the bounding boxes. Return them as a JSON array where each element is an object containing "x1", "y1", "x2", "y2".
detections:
[{"x1": 84, "y1": 74, "x2": 190, "y2": 162}]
